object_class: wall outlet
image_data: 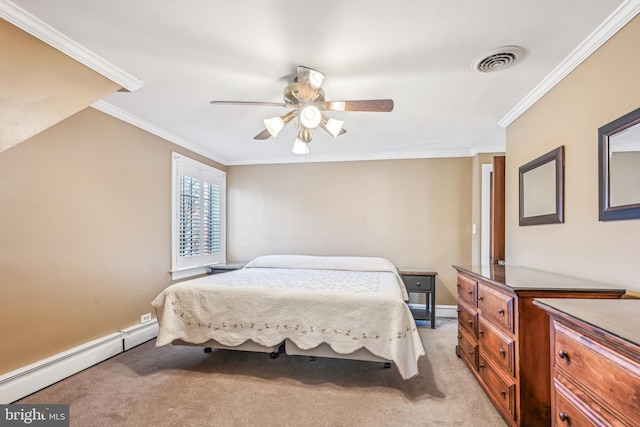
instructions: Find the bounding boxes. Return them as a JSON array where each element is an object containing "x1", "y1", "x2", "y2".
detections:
[{"x1": 140, "y1": 313, "x2": 152, "y2": 323}]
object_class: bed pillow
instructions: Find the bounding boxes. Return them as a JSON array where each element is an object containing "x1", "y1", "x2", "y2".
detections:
[{"x1": 244, "y1": 254, "x2": 399, "y2": 274}]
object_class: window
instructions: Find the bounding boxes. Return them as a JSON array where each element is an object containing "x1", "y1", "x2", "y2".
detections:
[{"x1": 171, "y1": 152, "x2": 226, "y2": 279}]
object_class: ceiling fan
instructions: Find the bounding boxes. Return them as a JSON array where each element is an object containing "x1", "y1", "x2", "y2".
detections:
[{"x1": 210, "y1": 66, "x2": 394, "y2": 155}]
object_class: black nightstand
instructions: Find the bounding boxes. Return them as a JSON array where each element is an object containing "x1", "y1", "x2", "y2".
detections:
[
  {"x1": 399, "y1": 269, "x2": 437, "y2": 328},
  {"x1": 208, "y1": 262, "x2": 246, "y2": 275}
]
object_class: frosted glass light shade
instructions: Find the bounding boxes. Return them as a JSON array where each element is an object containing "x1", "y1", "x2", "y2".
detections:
[
  {"x1": 292, "y1": 138, "x2": 309, "y2": 155},
  {"x1": 323, "y1": 117, "x2": 344, "y2": 137},
  {"x1": 309, "y1": 70, "x2": 325, "y2": 88},
  {"x1": 264, "y1": 117, "x2": 285, "y2": 137},
  {"x1": 300, "y1": 105, "x2": 322, "y2": 129}
]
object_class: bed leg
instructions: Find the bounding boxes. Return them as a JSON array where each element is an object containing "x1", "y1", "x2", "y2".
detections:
[
  {"x1": 269, "y1": 352, "x2": 279, "y2": 359},
  {"x1": 383, "y1": 362, "x2": 391, "y2": 369},
  {"x1": 204, "y1": 347, "x2": 212, "y2": 353},
  {"x1": 308, "y1": 356, "x2": 317, "y2": 362}
]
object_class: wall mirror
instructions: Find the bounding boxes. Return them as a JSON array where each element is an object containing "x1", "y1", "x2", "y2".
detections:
[
  {"x1": 519, "y1": 146, "x2": 564, "y2": 226},
  {"x1": 599, "y1": 107, "x2": 640, "y2": 221}
]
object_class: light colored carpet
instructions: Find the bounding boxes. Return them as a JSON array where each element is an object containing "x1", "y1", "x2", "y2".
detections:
[{"x1": 18, "y1": 318, "x2": 506, "y2": 427}]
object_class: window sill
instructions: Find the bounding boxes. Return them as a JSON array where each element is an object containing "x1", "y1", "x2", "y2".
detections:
[{"x1": 170, "y1": 266, "x2": 210, "y2": 281}]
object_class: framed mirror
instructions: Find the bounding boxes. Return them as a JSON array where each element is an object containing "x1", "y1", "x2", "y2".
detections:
[
  {"x1": 599, "y1": 107, "x2": 640, "y2": 221},
  {"x1": 519, "y1": 146, "x2": 564, "y2": 226}
]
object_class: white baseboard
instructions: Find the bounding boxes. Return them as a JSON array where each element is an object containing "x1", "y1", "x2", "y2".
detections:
[
  {"x1": 407, "y1": 303, "x2": 457, "y2": 319},
  {"x1": 435, "y1": 304, "x2": 457, "y2": 319},
  {"x1": 121, "y1": 320, "x2": 158, "y2": 351},
  {"x1": 0, "y1": 320, "x2": 159, "y2": 404}
]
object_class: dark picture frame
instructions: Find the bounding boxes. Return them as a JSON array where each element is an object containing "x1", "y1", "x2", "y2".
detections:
[
  {"x1": 598, "y1": 107, "x2": 640, "y2": 221},
  {"x1": 519, "y1": 146, "x2": 564, "y2": 226}
]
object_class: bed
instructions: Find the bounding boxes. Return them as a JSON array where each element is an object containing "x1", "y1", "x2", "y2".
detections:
[{"x1": 151, "y1": 255, "x2": 425, "y2": 379}]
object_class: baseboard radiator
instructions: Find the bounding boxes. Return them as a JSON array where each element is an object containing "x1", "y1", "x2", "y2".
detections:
[{"x1": 0, "y1": 320, "x2": 158, "y2": 404}]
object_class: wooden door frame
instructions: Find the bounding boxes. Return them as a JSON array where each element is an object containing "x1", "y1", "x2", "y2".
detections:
[{"x1": 490, "y1": 155, "x2": 506, "y2": 264}]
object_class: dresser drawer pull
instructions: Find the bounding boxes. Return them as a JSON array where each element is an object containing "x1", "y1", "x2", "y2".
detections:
[
  {"x1": 498, "y1": 308, "x2": 505, "y2": 315},
  {"x1": 468, "y1": 350, "x2": 474, "y2": 355},
  {"x1": 467, "y1": 320, "x2": 473, "y2": 325},
  {"x1": 500, "y1": 389, "x2": 506, "y2": 398},
  {"x1": 478, "y1": 329, "x2": 484, "y2": 335},
  {"x1": 558, "y1": 350, "x2": 569, "y2": 360},
  {"x1": 499, "y1": 348, "x2": 505, "y2": 356},
  {"x1": 457, "y1": 335, "x2": 461, "y2": 339},
  {"x1": 467, "y1": 290, "x2": 473, "y2": 295},
  {"x1": 479, "y1": 363, "x2": 485, "y2": 369},
  {"x1": 558, "y1": 412, "x2": 569, "y2": 422},
  {"x1": 478, "y1": 296, "x2": 484, "y2": 301}
]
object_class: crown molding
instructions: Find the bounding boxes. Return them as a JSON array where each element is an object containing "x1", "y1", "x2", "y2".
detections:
[
  {"x1": 93, "y1": 101, "x2": 491, "y2": 166},
  {"x1": 0, "y1": 0, "x2": 143, "y2": 92},
  {"x1": 91, "y1": 101, "x2": 228, "y2": 165},
  {"x1": 225, "y1": 149, "x2": 477, "y2": 166},
  {"x1": 469, "y1": 143, "x2": 506, "y2": 157},
  {"x1": 498, "y1": 0, "x2": 640, "y2": 128}
]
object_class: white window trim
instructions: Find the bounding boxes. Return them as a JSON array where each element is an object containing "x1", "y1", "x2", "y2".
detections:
[{"x1": 171, "y1": 152, "x2": 226, "y2": 280}]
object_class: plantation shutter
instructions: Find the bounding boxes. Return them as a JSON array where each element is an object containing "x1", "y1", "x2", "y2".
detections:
[{"x1": 172, "y1": 153, "x2": 225, "y2": 275}]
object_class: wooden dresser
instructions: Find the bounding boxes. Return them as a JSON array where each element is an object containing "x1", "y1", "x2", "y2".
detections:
[
  {"x1": 534, "y1": 299, "x2": 640, "y2": 426},
  {"x1": 453, "y1": 265, "x2": 626, "y2": 427}
]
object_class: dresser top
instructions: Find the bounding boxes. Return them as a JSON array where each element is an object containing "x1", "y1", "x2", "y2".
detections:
[
  {"x1": 453, "y1": 264, "x2": 626, "y2": 293},
  {"x1": 534, "y1": 298, "x2": 640, "y2": 348}
]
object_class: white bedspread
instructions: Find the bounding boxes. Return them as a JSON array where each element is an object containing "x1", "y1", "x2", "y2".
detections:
[{"x1": 152, "y1": 255, "x2": 425, "y2": 379}]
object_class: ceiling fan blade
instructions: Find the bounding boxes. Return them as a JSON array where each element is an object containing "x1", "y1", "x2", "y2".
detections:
[
  {"x1": 210, "y1": 101, "x2": 289, "y2": 107},
  {"x1": 297, "y1": 66, "x2": 325, "y2": 102},
  {"x1": 323, "y1": 99, "x2": 394, "y2": 112},
  {"x1": 253, "y1": 129, "x2": 272, "y2": 140}
]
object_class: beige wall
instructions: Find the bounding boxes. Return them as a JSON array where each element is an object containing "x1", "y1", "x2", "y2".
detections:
[
  {"x1": 227, "y1": 158, "x2": 473, "y2": 306},
  {"x1": 0, "y1": 19, "x2": 121, "y2": 153},
  {"x1": 0, "y1": 108, "x2": 224, "y2": 374},
  {"x1": 505, "y1": 14, "x2": 640, "y2": 293}
]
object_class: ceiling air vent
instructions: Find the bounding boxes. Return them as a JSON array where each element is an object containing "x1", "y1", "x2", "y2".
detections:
[{"x1": 472, "y1": 46, "x2": 524, "y2": 73}]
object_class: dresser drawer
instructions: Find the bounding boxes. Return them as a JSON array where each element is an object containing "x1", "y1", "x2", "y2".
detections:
[
  {"x1": 457, "y1": 274, "x2": 477, "y2": 307},
  {"x1": 553, "y1": 320, "x2": 640, "y2": 424},
  {"x1": 478, "y1": 284, "x2": 514, "y2": 332},
  {"x1": 457, "y1": 327, "x2": 479, "y2": 371},
  {"x1": 478, "y1": 318, "x2": 515, "y2": 377},
  {"x1": 458, "y1": 301, "x2": 478, "y2": 338},
  {"x1": 402, "y1": 274, "x2": 434, "y2": 292},
  {"x1": 553, "y1": 377, "x2": 612, "y2": 427},
  {"x1": 479, "y1": 354, "x2": 516, "y2": 420}
]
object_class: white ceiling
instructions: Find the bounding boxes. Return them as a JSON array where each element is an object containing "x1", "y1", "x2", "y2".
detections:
[{"x1": 6, "y1": 0, "x2": 637, "y2": 165}]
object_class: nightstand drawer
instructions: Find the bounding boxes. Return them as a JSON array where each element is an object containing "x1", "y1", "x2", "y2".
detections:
[{"x1": 402, "y1": 275, "x2": 434, "y2": 292}]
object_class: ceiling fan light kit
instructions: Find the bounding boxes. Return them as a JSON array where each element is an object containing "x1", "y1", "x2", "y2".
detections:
[{"x1": 211, "y1": 66, "x2": 394, "y2": 155}]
